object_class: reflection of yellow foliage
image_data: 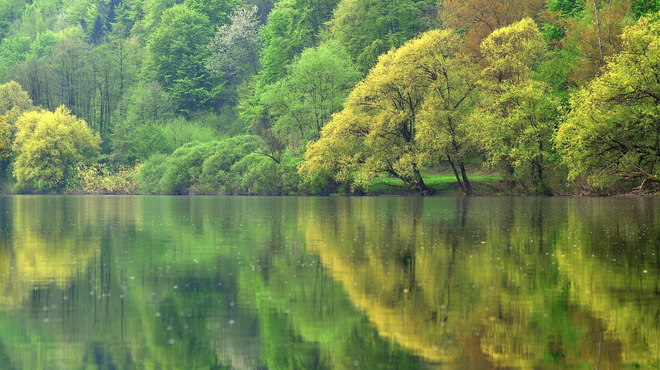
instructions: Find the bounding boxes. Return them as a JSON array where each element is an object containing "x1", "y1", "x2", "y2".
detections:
[
  {"x1": 556, "y1": 199, "x2": 660, "y2": 365},
  {"x1": 302, "y1": 197, "x2": 554, "y2": 366},
  {"x1": 0, "y1": 196, "x2": 141, "y2": 307}
]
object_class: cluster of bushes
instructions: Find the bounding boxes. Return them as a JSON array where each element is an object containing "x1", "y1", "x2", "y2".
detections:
[{"x1": 137, "y1": 136, "x2": 335, "y2": 195}]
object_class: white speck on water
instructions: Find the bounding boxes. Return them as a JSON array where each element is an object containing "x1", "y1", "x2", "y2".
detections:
[
  {"x1": 174, "y1": 285, "x2": 178, "y2": 289},
  {"x1": 168, "y1": 339, "x2": 175, "y2": 345},
  {"x1": 166, "y1": 326, "x2": 172, "y2": 331},
  {"x1": 44, "y1": 318, "x2": 49, "y2": 323},
  {"x1": 156, "y1": 312, "x2": 161, "y2": 317},
  {"x1": 229, "y1": 319, "x2": 235, "y2": 325}
]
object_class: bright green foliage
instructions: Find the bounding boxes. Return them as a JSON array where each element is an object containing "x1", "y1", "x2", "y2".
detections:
[
  {"x1": 145, "y1": 4, "x2": 221, "y2": 115},
  {"x1": 63, "y1": 0, "x2": 113, "y2": 43},
  {"x1": 133, "y1": 122, "x2": 172, "y2": 161},
  {"x1": 328, "y1": 0, "x2": 425, "y2": 72},
  {"x1": 0, "y1": 0, "x2": 28, "y2": 40},
  {"x1": 261, "y1": 40, "x2": 362, "y2": 146},
  {"x1": 548, "y1": 0, "x2": 584, "y2": 17},
  {"x1": 199, "y1": 135, "x2": 261, "y2": 192},
  {"x1": 159, "y1": 141, "x2": 219, "y2": 194},
  {"x1": 123, "y1": 81, "x2": 174, "y2": 125},
  {"x1": 632, "y1": 0, "x2": 660, "y2": 18},
  {"x1": 415, "y1": 30, "x2": 479, "y2": 195},
  {"x1": 556, "y1": 13, "x2": 660, "y2": 189},
  {"x1": 136, "y1": 153, "x2": 169, "y2": 194},
  {"x1": 302, "y1": 30, "x2": 476, "y2": 193},
  {"x1": 226, "y1": 152, "x2": 280, "y2": 194},
  {"x1": 184, "y1": 0, "x2": 238, "y2": 26},
  {"x1": 477, "y1": 19, "x2": 560, "y2": 193},
  {"x1": 164, "y1": 117, "x2": 222, "y2": 148},
  {"x1": 0, "y1": 33, "x2": 32, "y2": 69},
  {"x1": 12, "y1": 106, "x2": 101, "y2": 192},
  {"x1": 257, "y1": 0, "x2": 339, "y2": 86}
]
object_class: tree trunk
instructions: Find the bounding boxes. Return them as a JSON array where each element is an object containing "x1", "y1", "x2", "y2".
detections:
[
  {"x1": 592, "y1": 0, "x2": 605, "y2": 67},
  {"x1": 459, "y1": 161, "x2": 473, "y2": 195},
  {"x1": 447, "y1": 155, "x2": 466, "y2": 193},
  {"x1": 413, "y1": 170, "x2": 431, "y2": 195}
]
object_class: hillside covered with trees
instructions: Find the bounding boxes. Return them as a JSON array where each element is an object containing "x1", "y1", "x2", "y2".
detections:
[{"x1": 0, "y1": 0, "x2": 659, "y2": 195}]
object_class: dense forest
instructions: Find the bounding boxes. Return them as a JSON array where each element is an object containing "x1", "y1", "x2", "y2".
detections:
[{"x1": 0, "y1": 0, "x2": 659, "y2": 195}]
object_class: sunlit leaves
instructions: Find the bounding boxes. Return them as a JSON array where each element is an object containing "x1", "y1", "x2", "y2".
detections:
[
  {"x1": 12, "y1": 106, "x2": 101, "y2": 192},
  {"x1": 556, "y1": 13, "x2": 660, "y2": 188},
  {"x1": 302, "y1": 30, "x2": 475, "y2": 193},
  {"x1": 476, "y1": 19, "x2": 561, "y2": 193}
]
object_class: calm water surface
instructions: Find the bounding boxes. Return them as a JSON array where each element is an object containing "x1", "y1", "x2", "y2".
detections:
[{"x1": 0, "y1": 195, "x2": 658, "y2": 369}]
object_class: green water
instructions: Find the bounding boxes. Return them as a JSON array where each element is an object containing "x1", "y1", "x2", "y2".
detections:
[{"x1": 0, "y1": 196, "x2": 658, "y2": 369}]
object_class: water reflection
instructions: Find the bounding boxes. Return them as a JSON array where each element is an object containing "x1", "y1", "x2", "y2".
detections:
[{"x1": 0, "y1": 196, "x2": 658, "y2": 369}]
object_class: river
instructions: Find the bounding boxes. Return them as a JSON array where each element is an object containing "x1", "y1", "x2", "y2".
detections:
[{"x1": 0, "y1": 195, "x2": 658, "y2": 369}]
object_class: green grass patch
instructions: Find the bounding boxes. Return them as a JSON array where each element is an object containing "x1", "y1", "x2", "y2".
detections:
[{"x1": 367, "y1": 173, "x2": 503, "y2": 195}]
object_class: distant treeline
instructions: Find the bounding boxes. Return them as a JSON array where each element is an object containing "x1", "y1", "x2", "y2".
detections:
[{"x1": 1, "y1": 0, "x2": 659, "y2": 195}]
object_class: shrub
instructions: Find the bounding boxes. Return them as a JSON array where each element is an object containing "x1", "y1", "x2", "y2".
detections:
[{"x1": 76, "y1": 163, "x2": 142, "y2": 194}]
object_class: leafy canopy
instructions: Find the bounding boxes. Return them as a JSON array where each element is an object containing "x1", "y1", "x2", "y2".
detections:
[
  {"x1": 556, "y1": 12, "x2": 660, "y2": 188},
  {"x1": 260, "y1": 40, "x2": 362, "y2": 146},
  {"x1": 12, "y1": 106, "x2": 100, "y2": 192},
  {"x1": 301, "y1": 29, "x2": 474, "y2": 193}
]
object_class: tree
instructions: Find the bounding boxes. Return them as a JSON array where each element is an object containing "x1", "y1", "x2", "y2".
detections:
[
  {"x1": 441, "y1": 0, "x2": 546, "y2": 54},
  {"x1": 257, "y1": 0, "x2": 340, "y2": 86},
  {"x1": 0, "y1": 80, "x2": 34, "y2": 128},
  {"x1": 145, "y1": 4, "x2": 221, "y2": 115},
  {"x1": 184, "y1": 0, "x2": 238, "y2": 26},
  {"x1": 0, "y1": 116, "x2": 9, "y2": 158},
  {"x1": 12, "y1": 106, "x2": 101, "y2": 192},
  {"x1": 476, "y1": 19, "x2": 560, "y2": 193},
  {"x1": 557, "y1": 0, "x2": 632, "y2": 86},
  {"x1": 556, "y1": 13, "x2": 660, "y2": 190},
  {"x1": 328, "y1": 0, "x2": 425, "y2": 73},
  {"x1": 301, "y1": 30, "x2": 474, "y2": 194},
  {"x1": 51, "y1": 37, "x2": 94, "y2": 122},
  {"x1": 207, "y1": 5, "x2": 262, "y2": 79},
  {"x1": 260, "y1": 40, "x2": 362, "y2": 147},
  {"x1": 415, "y1": 30, "x2": 480, "y2": 195}
]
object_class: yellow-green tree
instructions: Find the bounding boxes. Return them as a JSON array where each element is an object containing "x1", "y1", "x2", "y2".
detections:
[
  {"x1": 12, "y1": 106, "x2": 100, "y2": 192},
  {"x1": 0, "y1": 116, "x2": 9, "y2": 158},
  {"x1": 556, "y1": 13, "x2": 660, "y2": 190},
  {"x1": 301, "y1": 29, "x2": 476, "y2": 194},
  {"x1": 0, "y1": 81, "x2": 34, "y2": 160},
  {"x1": 476, "y1": 19, "x2": 560, "y2": 193},
  {"x1": 0, "y1": 81, "x2": 34, "y2": 128},
  {"x1": 415, "y1": 29, "x2": 480, "y2": 195}
]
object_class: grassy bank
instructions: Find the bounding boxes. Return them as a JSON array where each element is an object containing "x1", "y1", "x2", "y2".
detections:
[{"x1": 367, "y1": 174, "x2": 504, "y2": 195}]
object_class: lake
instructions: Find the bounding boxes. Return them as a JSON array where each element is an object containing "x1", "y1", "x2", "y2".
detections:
[{"x1": 0, "y1": 195, "x2": 658, "y2": 369}]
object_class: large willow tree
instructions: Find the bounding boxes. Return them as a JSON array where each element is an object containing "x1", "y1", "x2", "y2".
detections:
[
  {"x1": 556, "y1": 12, "x2": 660, "y2": 190},
  {"x1": 300, "y1": 29, "x2": 478, "y2": 194}
]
